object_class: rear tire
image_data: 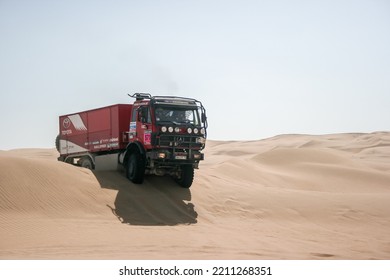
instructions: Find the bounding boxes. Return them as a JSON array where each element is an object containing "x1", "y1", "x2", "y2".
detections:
[
  {"x1": 80, "y1": 157, "x2": 94, "y2": 170},
  {"x1": 126, "y1": 152, "x2": 145, "y2": 184},
  {"x1": 176, "y1": 165, "x2": 194, "y2": 188}
]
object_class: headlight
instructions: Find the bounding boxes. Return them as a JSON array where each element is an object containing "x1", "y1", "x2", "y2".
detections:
[
  {"x1": 168, "y1": 126, "x2": 174, "y2": 133},
  {"x1": 193, "y1": 153, "x2": 202, "y2": 159},
  {"x1": 157, "y1": 152, "x2": 166, "y2": 159},
  {"x1": 200, "y1": 128, "x2": 205, "y2": 135},
  {"x1": 161, "y1": 126, "x2": 167, "y2": 133},
  {"x1": 193, "y1": 128, "x2": 199, "y2": 134},
  {"x1": 187, "y1": 127, "x2": 192, "y2": 134},
  {"x1": 174, "y1": 127, "x2": 180, "y2": 133},
  {"x1": 196, "y1": 137, "x2": 206, "y2": 144}
]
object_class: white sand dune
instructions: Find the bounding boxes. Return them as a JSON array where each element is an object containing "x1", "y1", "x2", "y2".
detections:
[{"x1": 1, "y1": 132, "x2": 390, "y2": 259}]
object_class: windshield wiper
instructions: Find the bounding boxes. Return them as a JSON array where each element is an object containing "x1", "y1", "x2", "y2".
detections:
[
  {"x1": 175, "y1": 120, "x2": 193, "y2": 125},
  {"x1": 157, "y1": 120, "x2": 193, "y2": 126},
  {"x1": 157, "y1": 120, "x2": 180, "y2": 125}
]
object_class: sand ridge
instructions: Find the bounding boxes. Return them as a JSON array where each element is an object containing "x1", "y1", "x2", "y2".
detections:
[{"x1": 0, "y1": 132, "x2": 389, "y2": 259}]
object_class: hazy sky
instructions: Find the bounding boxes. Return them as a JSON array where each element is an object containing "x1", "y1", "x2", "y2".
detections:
[{"x1": 1, "y1": 0, "x2": 389, "y2": 149}]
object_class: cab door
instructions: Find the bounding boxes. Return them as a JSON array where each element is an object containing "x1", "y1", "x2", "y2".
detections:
[
  {"x1": 128, "y1": 105, "x2": 138, "y2": 142},
  {"x1": 131, "y1": 104, "x2": 152, "y2": 149}
]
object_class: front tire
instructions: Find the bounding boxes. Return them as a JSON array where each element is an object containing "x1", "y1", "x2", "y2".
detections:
[
  {"x1": 127, "y1": 152, "x2": 145, "y2": 184},
  {"x1": 176, "y1": 165, "x2": 194, "y2": 188}
]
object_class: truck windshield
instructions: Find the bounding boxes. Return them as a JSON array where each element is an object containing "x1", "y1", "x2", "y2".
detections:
[{"x1": 155, "y1": 106, "x2": 200, "y2": 126}]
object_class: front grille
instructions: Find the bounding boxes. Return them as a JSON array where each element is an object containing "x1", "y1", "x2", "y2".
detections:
[{"x1": 157, "y1": 134, "x2": 203, "y2": 150}]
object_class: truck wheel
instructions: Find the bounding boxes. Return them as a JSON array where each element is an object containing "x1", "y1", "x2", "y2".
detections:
[
  {"x1": 176, "y1": 165, "x2": 194, "y2": 188},
  {"x1": 127, "y1": 152, "x2": 145, "y2": 184},
  {"x1": 80, "y1": 157, "x2": 93, "y2": 170}
]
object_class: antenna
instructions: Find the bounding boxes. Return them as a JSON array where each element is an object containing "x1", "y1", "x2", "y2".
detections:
[{"x1": 128, "y1": 93, "x2": 152, "y2": 101}]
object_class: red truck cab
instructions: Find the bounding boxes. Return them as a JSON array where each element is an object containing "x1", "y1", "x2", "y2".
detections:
[{"x1": 119, "y1": 93, "x2": 207, "y2": 188}]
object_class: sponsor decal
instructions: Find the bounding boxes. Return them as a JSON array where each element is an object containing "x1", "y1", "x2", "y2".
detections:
[
  {"x1": 63, "y1": 118, "x2": 71, "y2": 129},
  {"x1": 68, "y1": 114, "x2": 87, "y2": 131},
  {"x1": 61, "y1": 114, "x2": 87, "y2": 135},
  {"x1": 61, "y1": 129, "x2": 72, "y2": 136},
  {"x1": 129, "y1": 122, "x2": 136, "y2": 133},
  {"x1": 85, "y1": 138, "x2": 119, "y2": 148},
  {"x1": 144, "y1": 130, "x2": 152, "y2": 145},
  {"x1": 107, "y1": 142, "x2": 119, "y2": 148}
]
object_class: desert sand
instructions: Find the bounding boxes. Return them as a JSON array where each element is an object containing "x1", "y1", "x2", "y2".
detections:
[{"x1": 1, "y1": 132, "x2": 390, "y2": 259}]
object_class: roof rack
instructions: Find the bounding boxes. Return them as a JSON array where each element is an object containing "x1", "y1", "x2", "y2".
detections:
[{"x1": 151, "y1": 96, "x2": 197, "y2": 106}]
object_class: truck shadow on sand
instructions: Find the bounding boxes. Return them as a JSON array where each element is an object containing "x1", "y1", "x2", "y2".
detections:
[{"x1": 93, "y1": 171, "x2": 198, "y2": 226}]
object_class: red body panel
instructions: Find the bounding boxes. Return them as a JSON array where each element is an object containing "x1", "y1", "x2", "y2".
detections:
[{"x1": 59, "y1": 104, "x2": 132, "y2": 156}]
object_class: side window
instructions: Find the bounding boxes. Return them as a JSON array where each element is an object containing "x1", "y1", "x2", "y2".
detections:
[
  {"x1": 146, "y1": 108, "x2": 151, "y2": 123},
  {"x1": 139, "y1": 106, "x2": 151, "y2": 123},
  {"x1": 131, "y1": 107, "x2": 137, "y2": 122}
]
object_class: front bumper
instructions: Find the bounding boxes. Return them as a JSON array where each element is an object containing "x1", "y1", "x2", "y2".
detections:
[{"x1": 149, "y1": 149, "x2": 204, "y2": 162}]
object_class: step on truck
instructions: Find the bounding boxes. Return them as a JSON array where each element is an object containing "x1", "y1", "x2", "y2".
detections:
[{"x1": 56, "y1": 93, "x2": 207, "y2": 188}]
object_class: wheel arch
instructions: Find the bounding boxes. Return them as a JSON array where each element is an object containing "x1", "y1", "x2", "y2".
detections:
[
  {"x1": 64, "y1": 153, "x2": 95, "y2": 168},
  {"x1": 123, "y1": 142, "x2": 146, "y2": 166}
]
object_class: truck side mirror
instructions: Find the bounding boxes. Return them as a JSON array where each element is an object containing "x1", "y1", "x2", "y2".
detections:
[{"x1": 201, "y1": 113, "x2": 207, "y2": 123}]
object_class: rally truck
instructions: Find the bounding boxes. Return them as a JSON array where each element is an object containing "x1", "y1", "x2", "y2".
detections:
[{"x1": 56, "y1": 93, "x2": 207, "y2": 188}]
